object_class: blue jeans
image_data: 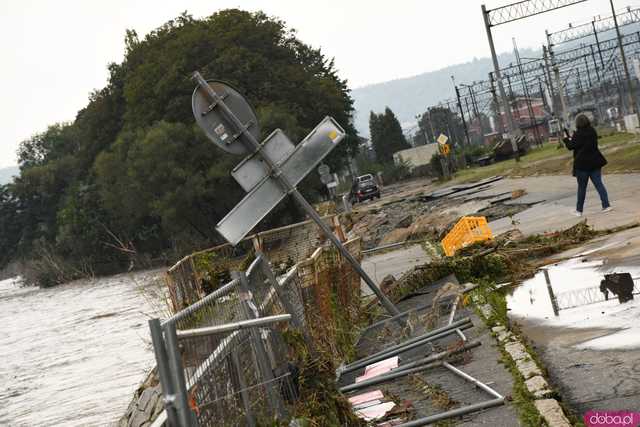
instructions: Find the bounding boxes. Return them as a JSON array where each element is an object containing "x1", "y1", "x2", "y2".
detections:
[{"x1": 575, "y1": 168, "x2": 610, "y2": 212}]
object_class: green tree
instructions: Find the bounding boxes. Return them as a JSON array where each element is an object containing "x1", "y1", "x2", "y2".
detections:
[
  {"x1": 369, "y1": 107, "x2": 410, "y2": 163},
  {"x1": 4, "y1": 9, "x2": 360, "y2": 285},
  {"x1": 0, "y1": 184, "x2": 24, "y2": 266},
  {"x1": 417, "y1": 106, "x2": 466, "y2": 147}
]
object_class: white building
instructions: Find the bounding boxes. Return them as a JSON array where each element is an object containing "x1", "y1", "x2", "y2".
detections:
[{"x1": 392, "y1": 144, "x2": 439, "y2": 170}]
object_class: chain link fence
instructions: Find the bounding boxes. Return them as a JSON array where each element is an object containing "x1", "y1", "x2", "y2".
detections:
[
  {"x1": 152, "y1": 226, "x2": 364, "y2": 426},
  {"x1": 165, "y1": 215, "x2": 345, "y2": 312},
  {"x1": 151, "y1": 255, "x2": 308, "y2": 426}
]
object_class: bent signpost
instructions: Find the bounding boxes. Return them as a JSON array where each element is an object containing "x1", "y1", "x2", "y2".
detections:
[{"x1": 191, "y1": 72, "x2": 400, "y2": 316}]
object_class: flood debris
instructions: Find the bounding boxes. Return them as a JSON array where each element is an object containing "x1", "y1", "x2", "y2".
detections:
[{"x1": 346, "y1": 176, "x2": 531, "y2": 250}]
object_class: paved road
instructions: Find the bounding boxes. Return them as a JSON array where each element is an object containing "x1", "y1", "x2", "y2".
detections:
[
  {"x1": 353, "y1": 172, "x2": 640, "y2": 421},
  {"x1": 361, "y1": 244, "x2": 430, "y2": 295},
  {"x1": 481, "y1": 174, "x2": 640, "y2": 236}
]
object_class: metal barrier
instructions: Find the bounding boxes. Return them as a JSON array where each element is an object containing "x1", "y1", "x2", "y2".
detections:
[
  {"x1": 150, "y1": 254, "x2": 310, "y2": 427},
  {"x1": 165, "y1": 214, "x2": 346, "y2": 312}
]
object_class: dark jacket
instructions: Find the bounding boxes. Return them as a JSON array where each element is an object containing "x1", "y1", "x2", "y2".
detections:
[{"x1": 563, "y1": 126, "x2": 607, "y2": 174}]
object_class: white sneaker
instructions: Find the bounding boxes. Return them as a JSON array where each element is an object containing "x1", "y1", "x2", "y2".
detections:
[
  {"x1": 602, "y1": 206, "x2": 613, "y2": 213},
  {"x1": 573, "y1": 211, "x2": 583, "y2": 217}
]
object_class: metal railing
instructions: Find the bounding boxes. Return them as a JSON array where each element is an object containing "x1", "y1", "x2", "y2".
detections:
[
  {"x1": 165, "y1": 214, "x2": 346, "y2": 312},
  {"x1": 150, "y1": 254, "x2": 310, "y2": 426}
]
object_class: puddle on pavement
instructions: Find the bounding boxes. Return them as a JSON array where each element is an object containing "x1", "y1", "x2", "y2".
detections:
[{"x1": 506, "y1": 257, "x2": 640, "y2": 350}]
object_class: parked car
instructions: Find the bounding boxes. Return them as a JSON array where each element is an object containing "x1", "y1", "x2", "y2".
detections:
[{"x1": 349, "y1": 174, "x2": 381, "y2": 203}]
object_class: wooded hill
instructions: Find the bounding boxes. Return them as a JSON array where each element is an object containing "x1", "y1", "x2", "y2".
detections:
[{"x1": 0, "y1": 10, "x2": 359, "y2": 286}]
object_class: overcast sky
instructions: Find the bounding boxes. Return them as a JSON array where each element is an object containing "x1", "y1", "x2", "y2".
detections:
[{"x1": 0, "y1": 0, "x2": 635, "y2": 168}]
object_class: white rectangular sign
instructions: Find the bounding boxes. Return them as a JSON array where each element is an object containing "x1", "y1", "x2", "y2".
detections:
[{"x1": 216, "y1": 116, "x2": 345, "y2": 244}]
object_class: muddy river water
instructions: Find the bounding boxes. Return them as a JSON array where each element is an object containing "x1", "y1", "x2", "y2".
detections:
[{"x1": 0, "y1": 271, "x2": 163, "y2": 426}]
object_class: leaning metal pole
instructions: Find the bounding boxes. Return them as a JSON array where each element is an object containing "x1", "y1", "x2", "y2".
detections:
[
  {"x1": 454, "y1": 83, "x2": 472, "y2": 146},
  {"x1": 192, "y1": 72, "x2": 400, "y2": 317},
  {"x1": 482, "y1": 4, "x2": 520, "y2": 161},
  {"x1": 394, "y1": 362, "x2": 504, "y2": 427},
  {"x1": 546, "y1": 33, "x2": 571, "y2": 129},
  {"x1": 610, "y1": 0, "x2": 640, "y2": 127}
]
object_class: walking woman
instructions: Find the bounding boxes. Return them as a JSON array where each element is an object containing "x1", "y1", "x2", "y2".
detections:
[{"x1": 563, "y1": 114, "x2": 612, "y2": 217}]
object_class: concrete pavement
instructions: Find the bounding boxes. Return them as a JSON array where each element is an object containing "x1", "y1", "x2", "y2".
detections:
[{"x1": 482, "y1": 174, "x2": 640, "y2": 236}]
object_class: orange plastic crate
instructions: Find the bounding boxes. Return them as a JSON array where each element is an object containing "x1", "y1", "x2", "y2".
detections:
[{"x1": 441, "y1": 216, "x2": 493, "y2": 257}]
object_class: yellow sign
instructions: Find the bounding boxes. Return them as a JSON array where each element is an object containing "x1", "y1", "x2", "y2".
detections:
[
  {"x1": 437, "y1": 133, "x2": 449, "y2": 145},
  {"x1": 440, "y1": 143, "x2": 450, "y2": 156}
]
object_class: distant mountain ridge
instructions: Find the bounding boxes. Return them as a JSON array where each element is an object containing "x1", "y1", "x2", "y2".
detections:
[
  {"x1": 0, "y1": 166, "x2": 18, "y2": 185},
  {"x1": 351, "y1": 48, "x2": 539, "y2": 136}
]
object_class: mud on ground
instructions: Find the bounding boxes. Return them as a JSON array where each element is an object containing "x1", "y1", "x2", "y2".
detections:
[{"x1": 347, "y1": 177, "x2": 532, "y2": 250}]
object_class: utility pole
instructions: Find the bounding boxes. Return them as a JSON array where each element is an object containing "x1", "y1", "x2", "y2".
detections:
[
  {"x1": 613, "y1": 60, "x2": 627, "y2": 115},
  {"x1": 546, "y1": 31, "x2": 571, "y2": 129},
  {"x1": 481, "y1": 4, "x2": 520, "y2": 161},
  {"x1": 513, "y1": 38, "x2": 542, "y2": 146},
  {"x1": 610, "y1": 0, "x2": 640, "y2": 128},
  {"x1": 592, "y1": 20, "x2": 606, "y2": 68},
  {"x1": 464, "y1": 94, "x2": 474, "y2": 134},
  {"x1": 489, "y1": 72, "x2": 505, "y2": 134},
  {"x1": 428, "y1": 108, "x2": 437, "y2": 142},
  {"x1": 453, "y1": 77, "x2": 472, "y2": 146},
  {"x1": 583, "y1": 53, "x2": 603, "y2": 120}
]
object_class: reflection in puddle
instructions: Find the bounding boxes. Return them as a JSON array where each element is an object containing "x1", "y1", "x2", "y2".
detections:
[{"x1": 507, "y1": 258, "x2": 640, "y2": 350}]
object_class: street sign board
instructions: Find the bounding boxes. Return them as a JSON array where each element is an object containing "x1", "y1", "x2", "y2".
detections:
[
  {"x1": 317, "y1": 163, "x2": 330, "y2": 176},
  {"x1": 320, "y1": 173, "x2": 333, "y2": 185},
  {"x1": 231, "y1": 130, "x2": 295, "y2": 192},
  {"x1": 437, "y1": 133, "x2": 449, "y2": 145},
  {"x1": 191, "y1": 71, "x2": 401, "y2": 317},
  {"x1": 217, "y1": 116, "x2": 345, "y2": 244},
  {"x1": 192, "y1": 80, "x2": 260, "y2": 156}
]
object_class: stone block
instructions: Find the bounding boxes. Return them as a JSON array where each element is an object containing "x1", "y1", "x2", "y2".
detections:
[
  {"x1": 525, "y1": 375, "x2": 551, "y2": 397},
  {"x1": 516, "y1": 359, "x2": 542, "y2": 379},
  {"x1": 136, "y1": 387, "x2": 158, "y2": 412},
  {"x1": 497, "y1": 331, "x2": 513, "y2": 342},
  {"x1": 129, "y1": 409, "x2": 149, "y2": 427},
  {"x1": 504, "y1": 342, "x2": 528, "y2": 361},
  {"x1": 534, "y1": 399, "x2": 572, "y2": 427},
  {"x1": 479, "y1": 304, "x2": 492, "y2": 319},
  {"x1": 491, "y1": 326, "x2": 506, "y2": 333}
]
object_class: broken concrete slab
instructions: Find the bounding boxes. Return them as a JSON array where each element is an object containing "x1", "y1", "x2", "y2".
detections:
[
  {"x1": 441, "y1": 200, "x2": 491, "y2": 217},
  {"x1": 395, "y1": 215, "x2": 413, "y2": 229},
  {"x1": 379, "y1": 228, "x2": 411, "y2": 246},
  {"x1": 534, "y1": 399, "x2": 572, "y2": 427}
]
